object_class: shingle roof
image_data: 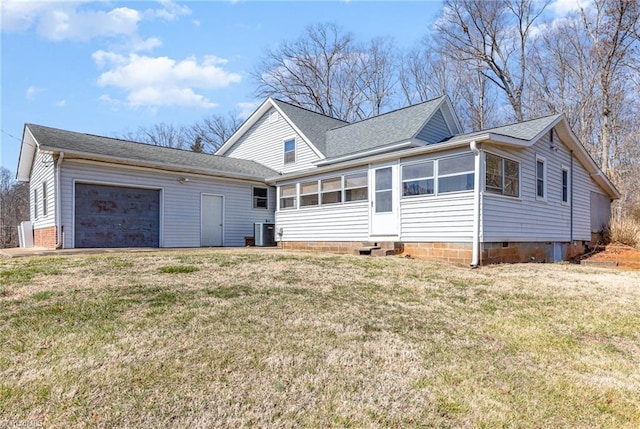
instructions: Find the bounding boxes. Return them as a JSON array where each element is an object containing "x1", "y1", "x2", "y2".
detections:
[
  {"x1": 445, "y1": 113, "x2": 562, "y2": 144},
  {"x1": 27, "y1": 124, "x2": 278, "y2": 180},
  {"x1": 324, "y1": 96, "x2": 446, "y2": 158},
  {"x1": 271, "y1": 99, "x2": 348, "y2": 154}
]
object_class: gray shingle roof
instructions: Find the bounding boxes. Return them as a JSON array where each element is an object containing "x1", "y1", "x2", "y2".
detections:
[
  {"x1": 271, "y1": 99, "x2": 348, "y2": 154},
  {"x1": 27, "y1": 124, "x2": 278, "y2": 179},
  {"x1": 324, "y1": 96, "x2": 446, "y2": 158},
  {"x1": 445, "y1": 113, "x2": 562, "y2": 144}
]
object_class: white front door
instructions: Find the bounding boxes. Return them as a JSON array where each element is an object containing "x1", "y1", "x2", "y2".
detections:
[
  {"x1": 370, "y1": 164, "x2": 398, "y2": 236},
  {"x1": 201, "y1": 194, "x2": 223, "y2": 246}
]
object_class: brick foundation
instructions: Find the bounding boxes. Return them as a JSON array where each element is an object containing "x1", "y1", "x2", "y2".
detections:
[
  {"x1": 33, "y1": 226, "x2": 57, "y2": 249},
  {"x1": 278, "y1": 240, "x2": 588, "y2": 266},
  {"x1": 402, "y1": 242, "x2": 473, "y2": 265}
]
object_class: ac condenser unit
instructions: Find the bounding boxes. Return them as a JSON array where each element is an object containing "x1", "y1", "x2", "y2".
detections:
[{"x1": 254, "y1": 222, "x2": 276, "y2": 247}]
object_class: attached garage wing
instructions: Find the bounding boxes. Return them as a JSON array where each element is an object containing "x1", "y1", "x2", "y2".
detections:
[{"x1": 74, "y1": 183, "x2": 160, "y2": 248}]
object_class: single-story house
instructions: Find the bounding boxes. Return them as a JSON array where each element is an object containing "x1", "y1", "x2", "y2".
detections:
[{"x1": 17, "y1": 96, "x2": 619, "y2": 265}]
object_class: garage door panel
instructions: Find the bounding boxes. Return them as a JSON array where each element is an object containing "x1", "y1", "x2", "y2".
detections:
[{"x1": 75, "y1": 184, "x2": 160, "y2": 248}]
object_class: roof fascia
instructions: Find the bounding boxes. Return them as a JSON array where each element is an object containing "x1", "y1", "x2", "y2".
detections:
[
  {"x1": 16, "y1": 125, "x2": 38, "y2": 182},
  {"x1": 38, "y1": 145, "x2": 273, "y2": 182}
]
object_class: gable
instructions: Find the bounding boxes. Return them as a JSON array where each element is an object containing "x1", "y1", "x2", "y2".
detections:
[
  {"x1": 224, "y1": 107, "x2": 323, "y2": 174},
  {"x1": 415, "y1": 109, "x2": 453, "y2": 144}
]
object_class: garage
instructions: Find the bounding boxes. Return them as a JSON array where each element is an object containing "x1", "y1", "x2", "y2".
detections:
[{"x1": 74, "y1": 183, "x2": 160, "y2": 248}]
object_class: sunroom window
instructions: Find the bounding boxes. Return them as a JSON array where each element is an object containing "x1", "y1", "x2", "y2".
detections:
[
  {"x1": 344, "y1": 172, "x2": 368, "y2": 202},
  {"x1": 280, "y1": 185, "x2": 296, "y2": 209},
  {"x1": 402, "y1": 161, "x2": 434, "y2": 197},
  {"x1": 438, "y1": 154, "x2": 475, "y2": 193},
  {"x1": 321, "y1": 177, "x2": 342, "y2": 205},
  {"x1": 299, "y1": 181, "x2": 319, "y2": 207}
]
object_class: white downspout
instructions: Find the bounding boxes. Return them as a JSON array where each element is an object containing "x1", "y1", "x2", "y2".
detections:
[
  {"x1": 55, "y1": 152, "x2": 64, "y2": 249},
  {"x1": 470, "y1": 141, "x2": 481, "y2": 267}
]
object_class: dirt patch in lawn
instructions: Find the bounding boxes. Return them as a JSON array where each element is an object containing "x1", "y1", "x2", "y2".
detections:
[{"x1": 580, "y1": 244, "x2": 640, "y2": 270}]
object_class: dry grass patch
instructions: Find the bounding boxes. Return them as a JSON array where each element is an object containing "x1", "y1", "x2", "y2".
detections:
[{"x1": 1, "y1": 249, "x2": 639, "y2": 428}]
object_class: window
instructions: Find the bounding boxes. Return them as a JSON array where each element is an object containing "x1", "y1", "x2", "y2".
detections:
[
  {"x1": 299, "y1": 181, "x2": 319, "y2": 207},
  {"x1": 33, "y1": 189, "x2": 38, "y2": 218},
  {"x1": 42, "y1": 182, "x2": 48, "y2": 216},
  {"x1": 344, "y1": 172, "x2": 368, "y2": 202},
  {"x1": 284, "y1": 138, "x2": 295, "y2": 164},
  {"x1": 375, "y1": 167, "x2": 393, "y2": 213},
  {"x1": 562, "y1": 167, "x2": 570, "y2": 204},
  {"x1": 438, "y1": 154, "x2": 475, "y2": 193},
  {"x1": 280, "y1": 185, "x2": 296, "y2": 209},
  {"x1": 402, "y1": 161, "x2": 434, "y2": 197},
  {"x1": 321, "y1": 177, "x2": 342, "y2": 205},
  {"x1": 253, "y1": 187, "x2": 268, "y2": 209},
  {"x1": 485, "y1": 153, "x2": 519, "y2": 197},
  {"x1": 536, "y1": 156, "x2": 546, "y2": 199}
]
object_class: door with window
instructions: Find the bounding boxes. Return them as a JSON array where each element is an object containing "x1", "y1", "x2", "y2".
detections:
[
  {"x1": 370, "y1": 164, "x2": 398, "y2": 236},
  {"x1": 201, "y1": 194, "x2": 223, "y2": 246}
]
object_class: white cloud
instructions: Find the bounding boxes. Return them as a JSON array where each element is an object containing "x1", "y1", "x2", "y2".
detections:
[
  {"x1": 550, "y1": 0, "x2": 591, "y2": 16},
  {"x1": 26, "y1": 85, "x2": 44, "y2": 100},
  {"x1": 94, "y1": 52, "x2": 242, "y2": 110},
  {"x1": 55, "y1": 100, "x2": 67, "y2": 107},
  {"x1": 1, "y1": 1, "x2": 188, "y2": 42},
  {"x1": 38, "y1": 6, "x2": 141, "y2": 42}
]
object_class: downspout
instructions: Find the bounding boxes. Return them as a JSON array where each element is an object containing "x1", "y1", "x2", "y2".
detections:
[
  {"x1": 55, "y1": 152, "x2": 64, "y2": 249},
  {"x1": 470, "y1": 141, "x2": 481, "y2": 267}
]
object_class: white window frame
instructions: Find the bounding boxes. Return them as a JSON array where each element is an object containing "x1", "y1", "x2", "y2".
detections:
[
  {"x1": 299, "y1": 180, "x2": 319, "y2": 207},
  {"x1": 485, "y1": 152, "x2": 520, "y2": 198},
  {"x1": 562, "y1": 165, "x2": 570, "y2": 205},
  {"x1": 436, "y1": 154, "x2": 475, "y2": 195},
  {"x1": 279, "y1": 184, "x2": 297, "y2": 210},
  {"x1": 42, "y1": 181, "x2": 48, "y2": 217},
  {"x1": 536, "y1": 155, "x2": 547, "y2": 201},
  {"x1": 320, "y1": 176, "x2": 342, "y2": 205},
  {"x1": 344, "y1": 171, "x2": 368, "y2": 203},
  {"x1": 401, "y1": 160, "x2": 435, "y2": 198},
  {"x1": 252, "y1": 186, "x2": 268, "y2": 210},
  {"x1": 283, "y1": 138, "x2": 296, "y2": 165}
]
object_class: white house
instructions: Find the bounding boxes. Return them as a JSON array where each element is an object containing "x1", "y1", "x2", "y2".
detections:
[{"x1": 16, "y1": 96, "x2": 619, "y2": 265}]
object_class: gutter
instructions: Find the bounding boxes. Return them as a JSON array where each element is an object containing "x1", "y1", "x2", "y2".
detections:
[
  {"x1": 55, "y1": 152, "x2": 64, "y2": 249},
  {"x1": 470, "y1": 140, "x2": 481, "y2": 268}
]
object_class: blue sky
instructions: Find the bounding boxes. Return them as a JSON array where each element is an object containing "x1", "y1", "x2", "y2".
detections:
[
  {"x1": 1, "y1": 0, "x2": 447, "y2": 175},
  {"x1": 1, "y1": 0, "x2": 579, "y2": 175}
]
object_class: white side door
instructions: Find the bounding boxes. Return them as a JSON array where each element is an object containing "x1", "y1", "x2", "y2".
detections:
[
  {"x1": 370, "y1": 163, "x2": 399, "y2": 237},
  {"x1": 201, "y1": 194, "x2": 223, "y2": 246}
]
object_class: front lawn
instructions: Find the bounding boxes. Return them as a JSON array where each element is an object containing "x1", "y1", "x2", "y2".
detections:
[{"x1": 1, "y1": 249, "x2": 639, "y2": 427}]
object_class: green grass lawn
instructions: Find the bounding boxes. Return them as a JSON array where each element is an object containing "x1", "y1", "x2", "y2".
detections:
[{"x1": 1, "y1": 249, "x2": 639, "y2": 428}]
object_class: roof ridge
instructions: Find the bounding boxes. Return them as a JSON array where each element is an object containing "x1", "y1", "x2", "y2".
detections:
[
  {"x1": 327, "y1": 95, "x2": 447, "y2": 131},
  {"x1": 270, "y1": 98, "x2": 350, "y2": 124}
]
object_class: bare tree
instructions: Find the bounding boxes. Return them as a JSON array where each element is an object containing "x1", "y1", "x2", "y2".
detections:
[
  {"x1": 0, "y1": 167, "x2": 29, "y2": 248},
  {"x1": 399, "y1": 38, "x2": 498, "y2": 131},
  {"x1": 120, "y1": 122, "x2": 189, "y2": 149},
  {"x1": 580, "y1": 0, "x2": 639, "y2": 175},
  {"x1": 253, "y1": 22, "x2": 397, "y2": 122},
  {"x1": 186, "y1": 111, "x2": 243, "y2": 153},
  {"x1": 436, "y1": 0, "x2": 550, "y2": 122}
]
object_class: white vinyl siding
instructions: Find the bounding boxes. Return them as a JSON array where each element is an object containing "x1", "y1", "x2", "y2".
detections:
[
  {"x1": 225, "y1": 107, "x2": 321, "y2": 173},
  {"x1": 276, "y1": 202, "x2": 369, "y2": 242},
  {"x1": 482, "y1": 132, "x2": 598, "y2": 242},
  {"x1": 401, "y1": 193, "x2": 475, "y2": 242},
  {"x1": 29, "y1": 151, "x2": 56, "y2": 228},
  {"x1": 59, "y1": 160, "x2": 275, "y2": 248}
]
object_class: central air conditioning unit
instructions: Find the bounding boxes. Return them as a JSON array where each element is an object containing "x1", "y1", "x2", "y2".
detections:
[{"x1": 254, "y1": 222, "x2": 276, "y2": 247}]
